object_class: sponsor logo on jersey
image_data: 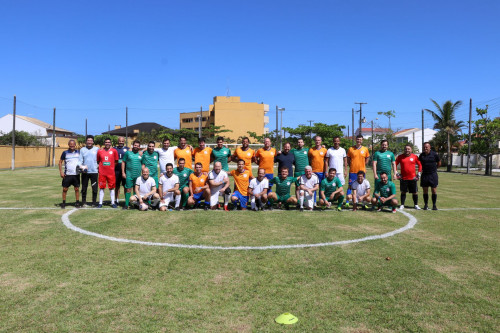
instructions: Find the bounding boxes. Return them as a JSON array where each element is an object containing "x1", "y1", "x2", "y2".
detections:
[
  {"x1": 247, "y1": 153, "x2": 251, "y2": 156},
  {"x1": 287, "y1": 182, "x2": 290, "y2": 185},
  {"x1": 183, "y1": 173, "x2": 187, "y2": 177},
  {"x1": 204, "y1": 151, "x2": 207, "y2": 154},
  {"x1": 387, "y1": 154, "x2": 390, "y2": 158},
  {"x1": 320, "y1": 152, "x2": 324, "y2": 155},
  {"x1": 154, "y1": 156, "x2": 157, "y2": 159},
  {"x1": 185, "y1": 150, "x2": 189, "y2": 153},
  {"x1": 200, "y1": 179, "x2": 204, "y2": 182},
  {"x1": 243, "y1": 174, "x2": 248, "y2": 178},
  {"x1": 361, "y1": 151, "x2": 365, "y2": 155},
  {"x1": 303, "y1": 151, "x2": 307, "y2": 154},
  {"x1": 271, "y1": 152, "x2": 275, "y2": 156},
  {"x1": 410, "y1": 158, "x2": 414, "y2": 161},
  {"x1": 223, "y1": 151, "x2": 227, "y2": 155}
]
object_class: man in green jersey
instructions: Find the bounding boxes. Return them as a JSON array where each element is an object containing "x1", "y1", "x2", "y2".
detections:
[
  {"x1": 141, "y1": 141, "x2": 160, "y2": 187},
  {"x1": 372, "y1": 172, "x2": 398, "y2": 213},
  {"x1": 268, "y1": 166, "x2": 297, "y2": 209},
  {"x1": 319, "y1": 168, "x2": 345, "y2": 211},
  {"x1": 173, "y1": 157, "x2": 193, "y2": 209},
  {"x1": 372, "y1": 140, "x2": 396, "y2": 186},
  {"x1": 291, "y1": 138, "x2": 309, "y2": 177},
  {"x1": 211, "y1": 136, "x2": 231, "y2": 172},
  {"x1": 121, "y1": 140, "x2": 143, "y2": 209}
]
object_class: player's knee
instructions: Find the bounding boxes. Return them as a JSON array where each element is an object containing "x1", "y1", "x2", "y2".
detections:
[
  {"x1": 346, "y1": 194, "x2": 352, "y2": 201},
  {"x1": 231, "y1": 196, "x2": 238, "y2": 202},
  {"x1": 174, "y1": 190, "x2": 181, "y2": 196},
  {"x1": 62, "y1": 188, "x2": 69, "y2": 193},
  {"x1": 299, "y1": 190, "x2": 304, "y2": 196}
]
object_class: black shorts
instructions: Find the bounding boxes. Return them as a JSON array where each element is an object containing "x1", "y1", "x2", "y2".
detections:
[
  {"x1": 420, "y1": 173, "x2": 438, "y2": 188},
  {"x1": 400, "y1": 179, "x2": 418, "y2": 193},
  {"x1": 62, "y1": 175, "x2": 80, "y2": 188},
  {"x1": 115, "y1": 169, "x2": 126, "y2": 188}
]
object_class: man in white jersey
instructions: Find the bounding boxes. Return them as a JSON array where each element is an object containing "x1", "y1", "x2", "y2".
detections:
[
  {"x1": 158, "y1": 163, "x2": 181, "y2": 211},
  {"x1": 324, "y1": 136, "x2": 348, "y2": 185},
  {"x1": 248, "y1": 168, "x2": 269, "y2": 211},
  {"x1": 156, "y1": 138, "x2": 178, "y2": 175},
  {"x1": 298, "y1": 166, "x2": 320, "y2": 211},
  {"x1": 208, "y1": 161, "x2": 231, "y2": 210},
  {"x1": 130, "y1": 168, "x2": 160, "y2": 209},
  {"x1": 350, "y1": 171, "x2": 372, "y2": 211}
]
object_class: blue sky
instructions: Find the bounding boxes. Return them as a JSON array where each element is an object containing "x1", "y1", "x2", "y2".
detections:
[{"x1": 1, "y1": 0, "x2": 499, "y2": 136}]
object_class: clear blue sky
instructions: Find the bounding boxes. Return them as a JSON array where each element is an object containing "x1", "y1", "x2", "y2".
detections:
[{"x1": 1, "y1": 0, "x2": 499, "y2": 136}]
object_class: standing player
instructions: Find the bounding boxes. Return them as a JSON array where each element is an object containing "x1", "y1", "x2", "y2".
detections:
[
  {"x1": 372, "y1": 172, "x2": 398, "y2": 213},
  {"x1": 232, "y1": 137, "x2": 255, "y2": 175},
  {"x1": 318, "y1": 168, "x2": 345, "y2": 211},
  {"x1": 230, "y1": 159, "x2": 253, "y2": 210},
  {"x1": 208, "y1": 161, "x2": 230, "y2": 210},
  {"x1": 350, "y1": 171, "x2": 372, "y2": 211},
  {"x1": 248, "y1": 168, "x2": 269, "y2": 211},
  {"x1": 419, "y1": 142, "x2": 441, "y2": 210},
  {"x1": 130, "y1": 168, "x2": 160, "y2": 209},
  {"x1": 121, "y1": 140, "x2": 143, "y2": 209},
  {"x1": 156, "y1": 138, "x2": 177, "y2": 175},
  {"x1": 96, "y1": 138, "x2": 118, "y2": 208},
  {"x1": 188, "y1": 162, "x2": 211, "y2": 210},
  {"x1": 255, "y1": 137, "x2": 276, "y2": 182},
  {"x1": 372, "y1": 140, "x2": 396, "y2": 186},
  {"x1": 308, "y1": 136, "x2": 327, "y2": 203},
  {"x1": 141, "y1": 141, "x2": 160, "y2": 187},
  {"x1": 396, "y1": 144, "x2": 422, "y2": 210},
  {"x1": 78, "y1": 135, "x2": 99, "y2": 207},
  {"x1": 113, "y1": 136, "x2": 129, "y2": 204},
  {"x1": 158, "y1": 163, "x2": 181, "y2": 211},
  {"x1": 291, "y1": 138, "x2": 309, "y2": 178},
  {"x1": 58, "y1": 139, "x2": 80, "y2": 208},
  {"x1": 325, "y1": 136, "x2": 348, "y2": 186},
  {"x1": 173, "y1": 158, "x2": 193, "y2": 210},
  {"x1": 192, "y1": 137, "x2": 212, "y2": 173},
  {"x1": 298, "y1": 166, "x2": 320, "y2": 212},
  {"x1": 268, "y1": 166, "x2": 297, "y2": 210},
  {"x1": 211, "y1": 136, "x2": 231, "y2": 172},
  {"x1": 174, "y1": 137, "x2": 193, "y2": 170},
  {"x1": 274, "y1": 142, "x2": 295, "y2": 177},
  {"x1": 346, "y1": 135, "x2": 370, "y2": 207}
]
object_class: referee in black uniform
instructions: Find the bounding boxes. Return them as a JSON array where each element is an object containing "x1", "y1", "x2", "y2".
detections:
[{"x1": 419, "y1": 142, "x2": 441, "y2": 210}]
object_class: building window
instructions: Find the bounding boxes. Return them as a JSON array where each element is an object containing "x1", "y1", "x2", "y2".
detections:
[
  {"x1": 182, "y1": 118, "x2": 194, "y2": 123},
  {"x1": 396, "y1": 137, "x2": 409, "y2": 144}
]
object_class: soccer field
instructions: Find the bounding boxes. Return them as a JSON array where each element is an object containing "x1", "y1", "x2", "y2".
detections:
[{"x1": 0, "y1": 168, "x2": 499, "y2": 332}]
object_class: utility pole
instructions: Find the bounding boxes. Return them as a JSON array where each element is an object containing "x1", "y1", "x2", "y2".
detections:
[
  {"x1": 52, "y1": 107, "x2": 56, "y2": 167},
  {"x1": 198, "y1": 106, "x2": 202, "y2": 138},
  {"x1": 467, "y1": 98, "x2": 472, "y2": 174},
  {"x1": 280, "y1": 108, "x2": 285, "y2": 150},
  {"x1": 307, "y1": 120, "x2": 314, "y2": 139},
  {"x1": 421, "y1": 109, "x2": 424, "y2": 151},
  {"x1": 371, "y1": 120, "x2": 374, "y2": 157},
  {"x1": 85, "y1": 118, "x2": 88, "y2": 137},
  {"x1": 125, "y1": 107, "x2": 128, "y2": 147},
  {"x1": 355, "y1": 102, "x2": 367, "y2": 136},
  {"x1": 11, "y1": 95, "x2": 16, "y2": 170},
  {"x1": 351, "y1": 108, "x2": 355, "y2": 144},
  {"x1": 276, "y1": 105, "x2": 279, "y2": 146}
]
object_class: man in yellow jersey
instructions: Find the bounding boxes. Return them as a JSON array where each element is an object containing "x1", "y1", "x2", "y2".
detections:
[
  {"x1": 174, "y1": 136, "x2": 193, "y2": 170},
  {"x1": 230, "y1": 159, "x2": 253, "y2": 210},
  {"x1": 188, "y1": 162, "x2": 210, "y2": 210},
  {"x1": 232, "y1": 136, "x2": 255, "y2": 175},
  {"x1": 308, "y1": 136, "x2": 327, "y2": 202},
  {"x1": 346, "y1": 134, "x2": 370, "y2": 207},
  {"x1": 255, "y1": 137, "x2": 276, "y2": 203},
  {"x1": 192, "y1": 137, "x2": 212, "y2": 173}
]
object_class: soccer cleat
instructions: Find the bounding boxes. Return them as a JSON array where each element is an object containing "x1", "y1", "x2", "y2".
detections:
[
  {"x1": 232, "y1": 204, "x2": 238, "y2": 211},
  {"x1": 204, "y1": 204, "x2": 209, "y2": 211},
  {"x1": 252, "y1": 207, "x2": 258, "y2": 212},
  {"x1": 392, "y1": 208, "x2": 397, "y2": 213},
  {"x1": 337, "y1": 207, "x2": 342, "y2": 212},
  {"x1": 223, "y1": 205, "x2": 229, "y2": 212},
  {"x1": 344, "y1": 202, "x2": 350, "y2": 208},
  {"x1": 423, "y1": 205, "x2": 429, "y2": 210},
  {"x1": 363, "y1": 204, "x2": 369, "y2": 210},
  {"x1": 175, "y1": 207, "x2": 180, "y2": 211},
  {"x1": 414, "y1": 205, "x2": 421, "y2": 210},
  {"x1": 122, "y1": 206, "x2": 128, "y2": 210},
  {"x1": 299, "y1": 207, "x2": 304, "y2": 212},
  {"x1": 399, "y1": 205, "x2": 405, "y2": 210},
  {"x1": 60, "y1": 203, "x2": 66, "y2": 209},
  {"x1": 111, "y1": 204, "x2": 118, "y2": 209},
  {"x1": 97, "y1": 204, "x2": 103, "y2": 208},
  {"x1": 432, "y1": 206, "x2": 438, "y2": 210},
  {"x1": 266, "y1": 205, "x2": 272, "y2": 211}
]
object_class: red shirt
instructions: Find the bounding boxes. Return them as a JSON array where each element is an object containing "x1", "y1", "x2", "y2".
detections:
[
  {"x1": 97, "y1": 148, "x2": 118, "y2": 175},
  {"x1": 396, "y1": 153, "x2": 422, "y2": 180}
]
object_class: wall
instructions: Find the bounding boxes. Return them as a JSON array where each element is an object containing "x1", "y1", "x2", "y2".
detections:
[{"x1": 0, "y1": 146, "x2": 66, "y2": 169}]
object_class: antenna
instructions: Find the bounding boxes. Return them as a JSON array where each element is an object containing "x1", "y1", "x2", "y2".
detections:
[{"x1": 226, "y1": 78, "x2": 230, "y2": 97}]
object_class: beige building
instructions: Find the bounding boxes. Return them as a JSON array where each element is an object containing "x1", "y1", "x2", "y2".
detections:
[{"x1": 179, "y1": 96, "x2": 269, "y2": 141}]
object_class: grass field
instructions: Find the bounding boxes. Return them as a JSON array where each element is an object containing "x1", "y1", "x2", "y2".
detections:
[{"x1": 0, "y1": 168, "x2": 499, "y2": 332}]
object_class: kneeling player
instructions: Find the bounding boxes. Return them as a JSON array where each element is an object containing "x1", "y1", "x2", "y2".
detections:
[
  {"x1": 349, "y1": 171, "x2": 371, "y2": 211},
  {"x1": 230, "y1": 159, "x2": 252, "y2": 210},
  {"x1": 130, "y1": 168, "x2": 160, "y2": 209},
  {"x1": 298, "y1": 166, "x2": 320, "y2": 211},
  {"x1": 248, "y1": 168, "x2": 269, "y2": 211},
  {"x1": 158, "y1": 163, "x2": 181, "y2": 211},
  {"x1": 188, "y1": 162, "x2": 211, "y2": 209},
  {"x1": 208, "y1": 161, "x2": 230, "y2": 210},
  {"x1": 268, "y1": 167, "x2": 297, "y2": 210},
  {"x1": 318, "y1": 168, "x2": 344, "y2": 211},
  {"x1": 371, "y1": 172, "x2": 398, "y2": 213}
]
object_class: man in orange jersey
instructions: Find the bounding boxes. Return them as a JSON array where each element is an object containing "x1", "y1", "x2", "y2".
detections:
[
  {"x1": 255, "y1": 137, "x2": 276, "y2": 202},
  {"x1": 187, "y1": 162, "x2": 210, "y2": 210},
  {"x1": 346, "y1": 135, "x2": 370, "y2": 207},
  {"x1": 174, "y1": 136, "x2": 193, "y2": 170},
  {"x1": 308, "y1": 136, "x2": 327, "y2": 202},
  {"x1": 232, "y1": 137, "x2": 255, "y2": 175},
  {"x1": 230, "y1": 159, "x2": 253, "y2": 210},
  {"x1": 192, "y1": 137, "x2": 212, "y2": 173}
]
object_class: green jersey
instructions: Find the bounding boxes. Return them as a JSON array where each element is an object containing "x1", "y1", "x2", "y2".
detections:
[
  {"x1": 291, "y1": 147, "x2": 309, "y2": 175},
  {"x1": 373, "y1": 150, "x2": 395, "y2": 174},
  {"x1": 212, "y1": 147, "x2": 231, "y2": 171},
  {"x1": 173, "y1": 167, "x2": 193, "y2": 188},
  {"x1": 375, "y1": 180, "x2": 396, "y2": 198},
  {"x1": 320, "y1": 177, "x2": 342, "y2": 197},
  {"x1": 270, "y1": 176, "x2": 295, "y2": 196},
  {"x1": 123, "y1": 150, "x2": 143, "y2": 178},
  {"x1": 141, "y1": 150, "x2": 159, "y2": 177}
]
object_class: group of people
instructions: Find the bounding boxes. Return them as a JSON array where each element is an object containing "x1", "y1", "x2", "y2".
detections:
[{"x1": 58, "y1": 134, "x2": 441, "y2": 212}]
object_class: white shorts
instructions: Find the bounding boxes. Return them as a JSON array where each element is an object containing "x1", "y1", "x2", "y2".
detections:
[
  {"x1": 159, "y1": 192, "x2": 174, "y2": 207},
  {"x1": 300, "y1": 190, "x2": 315, "y2": 208},
  {"x1": 336, "y1": 173, "x2": 345, "y2": 186}
]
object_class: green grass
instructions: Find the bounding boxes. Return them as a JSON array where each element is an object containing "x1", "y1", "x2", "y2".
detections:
[{"x1": 0, "y1": 167, "x2": 499, "y2": 332}]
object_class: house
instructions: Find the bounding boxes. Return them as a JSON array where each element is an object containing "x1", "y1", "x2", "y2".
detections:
[
  {"x1": 393, "y1": 128, "x2": 437, "y2": 152},
  {"x1": 355, "y1": 127, "x2": 391, "y2": 140},
  {"x1": 102, "y1": 122, "x2": 169, "y2": 141}
]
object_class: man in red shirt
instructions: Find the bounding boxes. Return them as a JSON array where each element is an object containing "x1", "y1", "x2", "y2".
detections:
[
  {"x1": 97, "y1": 138, "x2": 119, "y2": 208},
  {"x1": 396, "y1": 144, "x2": 422, "y2": 210}
]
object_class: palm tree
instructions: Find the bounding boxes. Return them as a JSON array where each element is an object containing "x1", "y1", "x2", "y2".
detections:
[{"x1": 425, "y1": 99, "x2": 464, "y2": 172}]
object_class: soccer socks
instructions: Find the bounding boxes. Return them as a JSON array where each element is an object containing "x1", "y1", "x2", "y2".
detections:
[
  {"x1": 250, "y1": 196, "x2": 256, "y2": 210},
  {"x1": 125, "y1": 192, "x2": 131, "y2": 207},
  {"x1": 175, "y1": 195, "x2": 181, "y2": 208},
  {"x1": 299, "y1": 195, "x2": 304, "y2": 208},
  {"x1": 110, "y1": 189, "x2": 115, "y2": 204},
  {"x1": 224, "y1": 194, "x2": 230, "y2": 207},
  {"x1": 412, "y1": 194, "x2": 418, "y2": 205},
  {"x1": 99, "y1": 189, "x2": 105, "y2": 205},
  {"x1": 401, "y1": 193, "x2": 406, "y2": 205},
  {"x1": 181, "y1": 191, "x2": 189, "y2": 207},
  {"x1": 337, "y1": 195, "x2": 345, "y2": 208},
  {"x1": 423, "y1": 193, "x2": 429, "y2": 206},
  {"x1": 432, "y1": 194, "x2": 437, "y2": 206}
]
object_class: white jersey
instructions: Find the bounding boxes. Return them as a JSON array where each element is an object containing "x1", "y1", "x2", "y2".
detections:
[
  {"x1": 249, "y1": 178, "x2": 269, "y2": 195},
  {"x1": 208, "y1": 170, "x2": 228, "y2": 192},
  {"x1": 159, "y1": 174, "x2": 179, "y2": 196},
  {"x1": 299, "y1": 173, "x2": 319, "y2": 189},
  {"x1": 326, "y1": 147, "x2": 346, "y2": 175},
  {"x1": 135, "y1": 176, "x2": 156, "y2": 197},
  {"x1": 156, "y1": 146, "x2": 178, "y2": 174},
  {"x1": 351, "y1": 179, "x2": 370, "y2": 196}
]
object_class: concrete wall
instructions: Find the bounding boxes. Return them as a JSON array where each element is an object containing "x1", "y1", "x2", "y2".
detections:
[
  {"x1": 0, "y1": 145, "x2": 66, "y2": 169},
  {"x1": 451, "y1": 153, "x2": 500, "y2": 169}
]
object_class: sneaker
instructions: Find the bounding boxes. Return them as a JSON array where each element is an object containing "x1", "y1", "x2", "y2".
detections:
[
  {"x1": 122, "y1": 206, "x2": 128, "y2": 210},
  {"x1": 175, "y1": 207, "x2": 180, "y2": 211},
  {"x1": 252, "y1": 207, "x2": 258, "y2": 212},
  {"x1": 232, "y1": 204, "x2": 238, "y2": 211},
  {"x1": 337, "y1": 207, "x2": 342, "y2": 212},
  {"x1": 363, "y1": 204, "x2": 369, "y2": 210},
  {"x1": 392, "y1": 208, "x2": 397, "y2": 213},
  {"x1": 377, "y1": 206, "x2": 382, "y2": 212},
  {"x1": 399, "y1": 205, "x2": 405, "y2": 210},
  {"x1": 266, "y1": 205, "x2": 272, "y2": 211},
  {"x1": 61, "y1": 203, "x2": 66, "y2": 209},
  {"x1": 300, "y1": 207, "x2": 304, "y2": 212},
  {"x1": 432, "y1": 206, "x2": 438, "y2": 210},
  {"x1": 203, "y1": 204, "x2": 209, "y2": 211},
  {"x1": 97, "y1": 204, "x2": 103, "y2": 208},
  {"x1": 414, "y1": 205, "x2": 421, "y2": 210},
  {"x1": 344, "y1": 202, "x2": 350, "y2": 208},
  {"x1": 75, "y1": 202, "x2": 81, "y2": 208},
  {"x1": 423, "y1": 205, "x2": 429, "y2": 210},
  {"x1": 111, "y1": 204, "x2": 118, "y2": 209},
  {"x1": 223, "y1": 205, "x2": 229, "y2": 212}
]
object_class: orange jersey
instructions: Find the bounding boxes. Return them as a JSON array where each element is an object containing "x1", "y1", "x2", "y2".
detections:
[
  {"x1": 233, "y1": 147, "x2": 255, "y2": 173},
  {"x1": 347, "y1": 146, "x2": 370, "y2": 173},
  {"x1": 255, "y1": 147, "x2": 276, "y2": 174},
  {"x1": 230, "y1": 169, "x2": 252, "y2": 196},
  {"x1": 192, "y1": 147, "x2": 212, "y2": 172},
  {"x1": 174, "y1": 147, "x2": 193, "y2": 170},
  {"x1": 189, "y1": 173, "x2": 208, "y2": 194},
  {"x1": 308, "y1": 147, "x2": 327, "y2": 173}
]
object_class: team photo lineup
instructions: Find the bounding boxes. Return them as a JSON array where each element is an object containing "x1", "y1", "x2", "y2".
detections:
[{"x1": 59, "y1": 133, "x2": 441, "y2": 213}]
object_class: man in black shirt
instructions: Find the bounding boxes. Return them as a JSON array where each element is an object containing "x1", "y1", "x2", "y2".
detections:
[
  {"x1": 419, "y1": 142, "x2": 441, "y2": 210},
  {"x1": 275, "y1": 142, "x2": 295, "y2": 176}
]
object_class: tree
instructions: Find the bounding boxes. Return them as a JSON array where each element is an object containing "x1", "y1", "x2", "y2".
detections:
[
  {"x1": 377, "y1": 110, "x2": 396, "y2": 131},
  {"x1": 425, "y1": 99, "x2": 464, "y2": 172},
  {"x1": 0, "y1": 131, "x2": 44, "y2": 146},
  {"x1": 372, "y1": 129, "x2": 418, "y2": 156},
  {"x1": 202, "y1": 125, "x2": 233, "y2": 142}
]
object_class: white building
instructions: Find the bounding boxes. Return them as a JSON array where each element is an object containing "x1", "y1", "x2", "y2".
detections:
[{"x1": 394, "y1": 128, "x2": 437, "y2": 153}]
